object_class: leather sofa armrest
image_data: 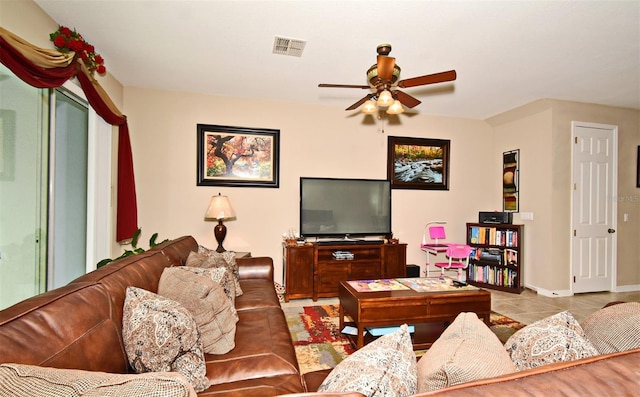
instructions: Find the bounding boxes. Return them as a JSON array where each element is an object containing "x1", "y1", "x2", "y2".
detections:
[{"x1": 237, "y1": 256, "x2": 274, "y2": 280}]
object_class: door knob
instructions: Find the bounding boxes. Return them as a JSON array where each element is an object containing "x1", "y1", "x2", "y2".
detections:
[{"x1": 608, "y1": 228, "x2": 616, "y2": 233}]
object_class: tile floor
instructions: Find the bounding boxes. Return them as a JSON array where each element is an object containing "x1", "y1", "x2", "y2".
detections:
[
  {"x1": 491, "y1": 288, "x2": 640, "y2": 324},
  {"x1": 281, "y1": 289, "x2": 640, "y2": 325}
]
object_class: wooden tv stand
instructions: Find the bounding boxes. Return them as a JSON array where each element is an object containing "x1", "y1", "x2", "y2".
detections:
[{"x1": 282, "y1": 241, "x2": 407, "y2": 302}]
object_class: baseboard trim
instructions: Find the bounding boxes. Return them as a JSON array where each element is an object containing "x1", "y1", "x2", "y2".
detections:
[
  {"x1": 613, "y1": 284, "x2": 640, "y2": 292},
  {"x1": 527, "y1": 283, "x2": 640, "y2": 296},
  {"x1": 523, "y1": 283, "x2": 573, "y2": 297},
  {"x1": 535, "y1": 287, "x2": 573, "y2": 297}
]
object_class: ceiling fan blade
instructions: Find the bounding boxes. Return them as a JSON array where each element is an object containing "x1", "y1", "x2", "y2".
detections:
[
  {"x1": 346, "y1": 94, "x2": 374, "y2": 111},
  {"x1": 395, "y1": 90, "x2": 421, "y2": 108},
  {"x1": 397, "y1": 70, "x2": 457, "y2": 88},
  {"x1": 319, "y1": 83, "x2": 370, "y2": 89},
  {"x1": 377, "y1": 56, "x2": 396, "y2": 81}
]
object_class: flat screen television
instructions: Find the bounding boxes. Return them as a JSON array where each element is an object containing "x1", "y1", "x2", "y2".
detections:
[{"x1": 299, "y1": 177, "x2": 391, "y2": 240}]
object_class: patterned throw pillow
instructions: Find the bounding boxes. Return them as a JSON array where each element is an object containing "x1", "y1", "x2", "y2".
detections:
[
  {"x1": 122, "y1": 287, "x2": 210, "y2": 392},
  {"x1": 0, "y1": 363, "x2": 197, "y2": 397},
  {"x1": 416, "y1": 312, "x2": 516, "y2": 392},
  {"x1": 188, "y1": 248, "x2": 243, "y2": 296},
  {"x1": 158, "y1": 267, "x2": 238, "y2": 354},
  {"x1": 317, "y1": 324, "x2": 417, "y2": 397},
  {"x1": 504, "y1": 311, "x2": 599, "y2": 371},
  {"x1": 580, "y1": 302, "x2": 640, "y2": 354},
  {"x1": 181, "y1": 266, "x2": 238, "y2": 318}
]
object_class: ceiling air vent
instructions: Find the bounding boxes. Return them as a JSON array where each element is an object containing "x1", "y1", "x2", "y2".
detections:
[{"x1": 273, "y1": 36, "x2": 306, "y2": 57}]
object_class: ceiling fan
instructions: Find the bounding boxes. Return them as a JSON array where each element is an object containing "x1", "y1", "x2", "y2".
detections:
[{"x1": 319, "y1": 43, "x2": 456, "y2": 114}]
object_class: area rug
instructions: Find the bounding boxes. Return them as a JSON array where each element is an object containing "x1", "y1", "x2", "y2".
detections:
[{"x1": 284, "y1": 304, "x2": 526, "y2": 374}]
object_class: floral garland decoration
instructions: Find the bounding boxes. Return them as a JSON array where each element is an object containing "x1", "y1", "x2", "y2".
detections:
[{"x1": 50, "y1": 25, "x2": 106, "y2": 76}]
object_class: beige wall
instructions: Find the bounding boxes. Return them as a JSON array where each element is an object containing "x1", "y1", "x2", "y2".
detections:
[
  {"x1": 1, "y1": 0, "x2": 57, "y2": 48},
  {"x1": 124, "y1": 87, "x2": 495, "y2": 283},
  {"x1": 5, "y1": 0, "x2": 638, "y2": 293},
  {"x1": 488, "y1": 101, "x2": 555, "y2": 291},
  {"x1": 489, "y1": 100, "x2": 640, "y2": 293}
]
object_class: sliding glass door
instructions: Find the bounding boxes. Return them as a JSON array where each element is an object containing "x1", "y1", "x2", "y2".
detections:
[
  {"x1": 0, "y1": 64, "x2": 112, "y2": 309},
  {"x1": 50, "y1": 88, "x2": 89, "y2": 289},
  {"x1": 0, "y1": 64, "x2": 49, "y2": 308}
]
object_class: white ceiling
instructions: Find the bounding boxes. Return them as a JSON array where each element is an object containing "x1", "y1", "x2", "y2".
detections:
[{"x1": 35, "y1": 0, "x2": 640, "y2": 120}]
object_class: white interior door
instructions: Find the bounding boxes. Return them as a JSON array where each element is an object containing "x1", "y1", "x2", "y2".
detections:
[{"x1": 571, "y1": 121, "x2": 617, "y2": 293}]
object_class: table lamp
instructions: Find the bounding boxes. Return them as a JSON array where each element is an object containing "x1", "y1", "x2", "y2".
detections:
[{"x1": 205, "y1": 193, "x2": 236, "y2": 252}]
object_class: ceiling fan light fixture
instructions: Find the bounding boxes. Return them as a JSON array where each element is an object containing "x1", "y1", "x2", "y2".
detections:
[
  {"x1": 361, "y1": 100, "x2": 378, "y2": 114},
  {"x1": 386, "y1": 100, "x2": 404, "y2": 114},
  {"x1": 376, "y1": 90, "x2": 393, "y2": 107}
]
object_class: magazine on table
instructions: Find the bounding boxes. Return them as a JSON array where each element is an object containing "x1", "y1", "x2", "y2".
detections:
[
  {"x1": 347, "y1": 279, "x2": 410, "y2": 292},
  {"x1": 397, "y1": 277, "x2": 478, "y2": 292}
]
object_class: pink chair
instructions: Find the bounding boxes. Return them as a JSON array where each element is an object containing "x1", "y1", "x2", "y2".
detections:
[
  {"x1": 425, "y1": 225, "x2": 448, "y2": 246},
  {"x1": 434, "y1": 244, "x2": 472, "y2": 281},
  {"x1": 421, "y1": 222, "x2": 452, "y2": 277}
]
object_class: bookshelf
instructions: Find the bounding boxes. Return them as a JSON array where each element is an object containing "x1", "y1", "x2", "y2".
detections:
[{"x1": 466, "y1": 223, "x2": 524, "y2": 294}]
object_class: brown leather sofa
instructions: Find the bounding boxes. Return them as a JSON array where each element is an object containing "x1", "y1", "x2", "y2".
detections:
[
  {"x1": 2, "y1": 235, "x2": 638, "y2": 396},
  {"x1": 0, "y1": 236, "x2": 306, "y2": 396},
  {"x1": 287, "y1": 346, "x2": 640, "y2": 396}
]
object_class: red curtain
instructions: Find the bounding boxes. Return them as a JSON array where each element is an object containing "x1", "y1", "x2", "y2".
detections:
[{"x1": 0, "y1": 36, "x2": 138, "y2": 242}]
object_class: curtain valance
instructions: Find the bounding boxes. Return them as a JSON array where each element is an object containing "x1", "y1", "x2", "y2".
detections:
[{"x1": 0, "y1": 27, "x2": 138, "y2": 242}]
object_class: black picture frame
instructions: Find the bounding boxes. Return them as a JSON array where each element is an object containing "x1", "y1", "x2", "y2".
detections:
[
  {"x1": 197, "y1": 124, "x2": 280, "y2": 188},
  {"x1": 637, "y1": 146, "x2": 640, "y2": 188},
  {"x1": 503, "y1": 149, "x2": 519, "y2": 212},
  {"x1": 387, "y1": 136, "x2": 450, "y2": 190}
]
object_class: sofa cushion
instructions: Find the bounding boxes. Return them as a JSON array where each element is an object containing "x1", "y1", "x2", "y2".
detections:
[
  {"x1": 416, "y1": 312, "x2": 516, "y2": 392},
  {"x1": 317, "y1": 324, "x2": 416, "y2": 397},
  {"x1": 122, "y1": 287, "x2": 210, "y2": 392},
  {"x1": 182, "y1": 266, "x2": 238, "y2": 314},
  {"x1": 158, "y1": 267, "x2": 237, "y2": 354},
  {"x1": 505, "y1": 311, "x2": 598, "y2": 371},
  {"x1": 187, "y1": 249, "x2": 243, "y2": 296},
  {"x1": 236, "y1": 279, "x2": 282, "y2": 311},
  {"x1": 580, "y1": 302, "x2": 640, "y2": 354},
  {"x1": 203, "y1": 307, "x2": 301, "y2": 386},
  {"x1": 0, "y1": 363, "x2": 196, "y2": 397}
]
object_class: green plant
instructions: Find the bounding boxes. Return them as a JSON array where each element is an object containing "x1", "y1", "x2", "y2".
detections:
[{"x1": 96, "y1": 228, "x2": 168, "y2": 268}]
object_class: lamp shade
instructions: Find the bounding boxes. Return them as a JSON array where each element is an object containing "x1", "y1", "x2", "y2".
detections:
[
  {"x1": 361, "y1": 99, "x2": 378, "y2": 114},
  {"x1": 205, "y1": 194, "x2": 236, "y2": 220},
  {"x1": 376, "y1": 90, "x2": 394, "y2": 107},
  {"x1": 386, "y1": 100, "x2": 404, "y2": 114}
]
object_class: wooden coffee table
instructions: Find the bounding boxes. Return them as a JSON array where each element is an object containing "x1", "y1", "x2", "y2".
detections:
[{"x1": 339, "y1": 279, "x2": 491, "y2": 349}]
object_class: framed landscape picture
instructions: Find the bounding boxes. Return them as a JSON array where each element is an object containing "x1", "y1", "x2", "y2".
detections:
[
  {"x1": 197, "y1": 124, "x2": 280, "y2": 188},
  {"x1": 503, "y1": 149, "x2": 519, "y2": 212},
  {"x1": 387, "y1": 136, "x2": 450, "y2": 190}
]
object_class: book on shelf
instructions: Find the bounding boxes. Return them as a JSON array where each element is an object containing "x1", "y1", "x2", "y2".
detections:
[
  {"x1": 468, "y1": 264, "x2": 518, "y2": 287},
  {"x1": 470, "y1": 247, "x2": 503, "y2": 264},
  {"x1": 468, "y1": 225, "x2": 518, "y2": 246},
  {"x1": 504, "y1": 248, "x2": 518, "y2": 266},
  {"x1": 470, "y1": 227, "x2": 480, "y2": 244}
]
